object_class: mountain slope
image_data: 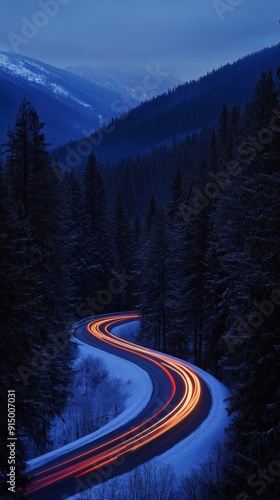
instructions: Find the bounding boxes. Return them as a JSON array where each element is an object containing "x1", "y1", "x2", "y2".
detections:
[
  {"x1": 0, "y1": 52, "x2": 177, "y2": 148},
  {"x1": 67, "y1": 65, "x2": 181, "y2": 105},
  {"x1": 0, "y1": 51, "x2": 122, "y2": 147},
  {"x1": 53, "y1": 45, "x2": 279, "y2": 169}
]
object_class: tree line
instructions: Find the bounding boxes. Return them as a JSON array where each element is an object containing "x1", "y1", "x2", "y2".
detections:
[
  {"x1": 0, "y1": 66, "x2": 279, "y2": 498},
  {"x1": 0, "y1": 99, "x2": 135, "y2": 497},
  {"x1": 53, "y1": 45, "x2": 279, "y2": 171},
  {"x1": 135, "y1": 69, "x2": 280, "y2": 499}
]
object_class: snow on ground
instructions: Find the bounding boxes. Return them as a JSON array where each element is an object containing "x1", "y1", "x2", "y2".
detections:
[
  {"x1": 26, "y1": 330, "x2": 152, "y2": 472},
  {"x1": 147, "y1": 350, "x2": 230, "y2": 475},
  {"x1": 112, "y1": 320, "x2": 229, "y2": 475},
  {"x1": 68, "y1": 320, "x2": 230, "y2": 499},
  {"x1": 27, "y1": 318, "x2": 229, "y2": 499},
  {"x1": 111, "y1": 320, "x2": 140, "y2": 341},
  {"x1": 112, "y1": 321, "x2": 229, "y2": 473}
]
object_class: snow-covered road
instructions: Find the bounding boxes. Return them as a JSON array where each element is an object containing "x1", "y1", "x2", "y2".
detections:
[
  {"x1": 27, "y1": 326, "x2": 153, "y2": 472},
  {"x1": 27, "y1": 315, "x2": 230, "y2": 499},
  {"x1": 68, "y1": 320, "x2": 230, "y2": 499},
  {"x1": 97, "y1": 321, "x2": 229, "y2": 474}
]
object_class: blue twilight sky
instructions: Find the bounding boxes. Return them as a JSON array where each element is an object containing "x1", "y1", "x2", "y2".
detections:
[{"x1": 0, "y1": 0, "x2": 279, "y2": 81}]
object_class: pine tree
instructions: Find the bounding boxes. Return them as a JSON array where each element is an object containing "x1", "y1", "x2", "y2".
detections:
[
  {"x1": 133, "y1": 213, "x2": 141, "y2": 248},
  {"x1": 217, "y1": 104, "x2": 230, "y2": 157},
  {"x1": 112, "y1": 195, "x2": 134, "y2": 310},
  {"x1": 138, "y1": 209, "x2": 168, "y2": 351},
  {"x1": 165, "y1": 211, "x2": 190, "y2": 358},
  {"x1": 178, "y1": 159, "x2": 211, "y2": 366},
  {"x1": 3, "y1": 99, "x2": 74, "y2": 474},
  {"x1": 0, "y1": 160, "x2": 42, "y2": 495},
  {"x1": 63, "y1": 169, "x2": 85, "y2": 309},
  {"x1": 82, "y1": 153, "x2": 112, "y2": 302},
  {"x1": 145, "y1": 195, "x2": 157, "y2": 237},
  {"x1": 212, "y1": 71, "x2": 280, "y2": 497}
]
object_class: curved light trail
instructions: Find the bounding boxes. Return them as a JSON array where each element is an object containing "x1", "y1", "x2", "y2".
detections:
[{"x1": 27, "y1": 313, "x2": 209, "y2": 499}]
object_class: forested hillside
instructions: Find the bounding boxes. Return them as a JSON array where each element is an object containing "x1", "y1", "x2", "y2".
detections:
[
  {"x1": 0, "y1": 100, "x2": 136, "y2": 497},
  {"x1": 53, "y1": 45, "x2": 279, "y2": 170},
  {"x1": 1, "y1": 64, "x2": 279, "y2": 498},
  {"x1": 135, "y1": 68, "x2": 280, "y2": 498},
  {"x1": 52, "y1": 45, "x2": 279, "y2": 216},
  {"x1": 0, "y1": 100, "x2": 74, "y2": 495}
]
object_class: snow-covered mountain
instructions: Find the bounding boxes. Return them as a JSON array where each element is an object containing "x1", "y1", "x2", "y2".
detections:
[
  {"x1": 0, "y1": 51, "x2": 178, "y2": 148},
  {"x1": 66, "y1": 65, "x2": 181, "y2": 104}
]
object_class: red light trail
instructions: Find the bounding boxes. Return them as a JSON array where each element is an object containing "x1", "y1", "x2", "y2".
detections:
[{"x1": 27, "y1": 313, "x2": 202, "y2": 497}]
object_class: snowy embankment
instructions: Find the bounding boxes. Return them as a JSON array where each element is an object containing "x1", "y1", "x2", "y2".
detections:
[
  {"x1": 112, "y1": 321, "x2": 229, "y2": 475},
  {"x1": 68, "y1": 321, "x2": 230, "y2": 499},
  {"x1": 27, "y1": 323, "x2": 152, "y2": 472}
]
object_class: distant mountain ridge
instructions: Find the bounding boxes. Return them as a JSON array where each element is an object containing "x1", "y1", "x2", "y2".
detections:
[
  {"x1": 53, "y1": 45, "x2": 280, "y2": 171},
  {"x1": 0, "y1": 51, "x2": 178, "y2": 148},
  {"x1": 66, "y1": 65, "x2": 181, "y2": 105}
]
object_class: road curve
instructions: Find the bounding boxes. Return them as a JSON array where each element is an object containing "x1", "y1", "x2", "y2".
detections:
[{"x1": 27, "y1": 313, "x2": 211, "y2": 499}]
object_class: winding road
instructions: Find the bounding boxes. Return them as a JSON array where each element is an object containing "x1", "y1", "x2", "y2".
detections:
[{"x1": 27, "y1": 313, "x2": 211, "y2": 499}]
